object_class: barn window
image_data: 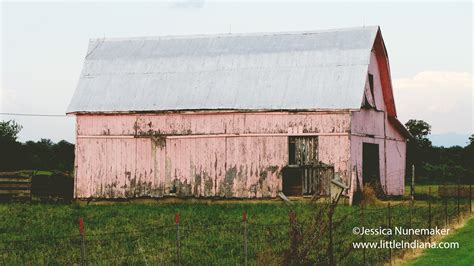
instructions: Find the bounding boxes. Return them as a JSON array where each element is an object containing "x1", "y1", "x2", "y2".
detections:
[
  {"x1": 362, "y1": 73, "x2": 376, "y2": 109},
  {"x1": 368, "y1": 73, "x2": 375, "y2": 100},
  {"x1": 288, "y1": 136, "x2": 318, "y2": 166}
]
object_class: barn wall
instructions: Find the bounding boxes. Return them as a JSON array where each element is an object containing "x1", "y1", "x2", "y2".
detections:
[
  {"x1": 75, "y1": 112, "x2": 352, "y2": 198},
  {"x1": 349, "y1": 51, "x2": 406, "y2": 196}
]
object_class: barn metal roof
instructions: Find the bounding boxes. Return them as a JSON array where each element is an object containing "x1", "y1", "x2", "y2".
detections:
[{"x1": 67, "y1": 26, "x2": 380, "y2": 113}]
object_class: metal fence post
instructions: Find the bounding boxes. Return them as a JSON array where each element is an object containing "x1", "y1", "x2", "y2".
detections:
[
  {"x1": 444, "y1": 197, "x2": 448, "y2": 228},
  {"x1": 361, "y1": 204, "x2": 366, "y2": 266},
  {"x1": 79, "y1": 217, "x2": 87, "y2": 266},
  {"x1": 457, "y1": 181, "x2": 461, "y2": 223},
  {"x1": 328, "y1": 209, "x2": 334, "y2": 266},
  {"x1": 428, "y1": 187, "x2": 432, "y2": 242},
  {"x1": 243, "y1": 211, "x2": 248, "y2": 266},
  {"x1": 175, "y1": 212, "x2": 180, "y2": 266},
  {"x1": 387, "y1": 202, "x2": 392, "y2": 264}
]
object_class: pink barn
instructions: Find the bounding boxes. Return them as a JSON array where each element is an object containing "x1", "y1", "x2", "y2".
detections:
[{"x1": 67, "y1": 26, "x2": 411, "y2": 201}]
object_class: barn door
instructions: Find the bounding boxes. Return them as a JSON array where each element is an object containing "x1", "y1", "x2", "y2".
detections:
[
  {"x1": 362, "y1": 143, "x2": 380, "y2": 185},
  {"x1": 283, "y1": 136, "x2": 321, "y2": 196},
  {"x1": 301, "y1": 166, "x2": 333, "y2": 196}
]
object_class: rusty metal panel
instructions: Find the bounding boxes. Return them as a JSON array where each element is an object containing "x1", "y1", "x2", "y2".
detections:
[{"x1": 67, "y1": 27, "x2": 379, "y2": 113}]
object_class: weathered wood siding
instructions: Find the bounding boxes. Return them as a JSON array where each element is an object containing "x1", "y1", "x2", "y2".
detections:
[
  {"x1": 350, "y1": 51, "x2": 406, "y2": 196},
  {"x1": 75, "y1": 112, "x2": 351, "y2": 198}
]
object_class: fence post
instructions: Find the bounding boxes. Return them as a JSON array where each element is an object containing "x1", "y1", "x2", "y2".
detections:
[
  {"x1": 411, "y1": 164, "x2": 415, "y2": 200},
  {"x1": 457, "y1": 181, "x2": 461, "y2": 223},
  {"x1": 361, "y1": 204, "x2": 366, "y2": 266},
  {"x1": 444, "y1": 197, "x2": 448, "y2": 228},
  {"x1": 428, "y1": 187, "x2": 432, "y2": 242},
  {"x1": 387, "y1": 202, "x2": 392, "y2": 264},
  {"x1": 469, "y1": 184, "x2": 472, "y2": 213},
  {"x1": 243, "y1": 211, "x2": 248, "y2": 266},
  {"x1": 409, "y1": 196, "x2": 414, "y2": 242},
  {"x1": 79, "y1": 217, "x2": 86, "y2": 266},
  {"x1": 175, "y1": 212, "x2": 180, "y2": 266},
  {"x1": 328, "y1": 208, "x2": 334, "y2": 266}
]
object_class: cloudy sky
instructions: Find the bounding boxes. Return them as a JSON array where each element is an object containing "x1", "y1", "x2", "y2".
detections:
[{"x1": 1, "y1": 1, "x2": 472, "y2": 146}]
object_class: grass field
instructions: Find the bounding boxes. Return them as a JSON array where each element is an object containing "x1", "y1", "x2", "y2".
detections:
[
  {"x1": 0, "y1": 199, "x2": 471, "y2": 265},
  {"x1": 407, "y1": 218, "x2": 474, "y2": 266}
]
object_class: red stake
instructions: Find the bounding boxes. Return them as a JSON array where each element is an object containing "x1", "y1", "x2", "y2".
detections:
[
  {"x1": 79, "y1": 217, "x2": 84, "y2": 235},
  {"x1": 175, "y1": 212, "x2": 180, "y2": 225},
  {"x1": 243, "y1": 211, "x2": 247, "y2": 222}
]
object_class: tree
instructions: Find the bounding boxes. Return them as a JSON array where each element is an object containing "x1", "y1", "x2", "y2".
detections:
[
  {"x1": 0, "y1": 120, "x2": 22, "y2": 142},
  {"x1": 404, "y1": 119, "x2": 433, "y2": 181},
  {"x1": 52, "y1": 140, "x2": 75, "y2": 171},
  {"x1": 0, "y1": 120, "x2": 23, "y2": 170},
  {"x1": 405, "y1": 119, "x2": 432, "y2": 148},
  {"x1": 0, "y1": 120, "x2": 75, "y2": 172}
]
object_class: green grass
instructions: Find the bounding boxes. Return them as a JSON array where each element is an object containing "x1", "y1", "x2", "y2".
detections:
[
  {"x1": 0, "y1": 199, "x2": 470, "y2": 265},
  {"x1": 407, "y1": 218, "x2": 474, "y2": 266},
  {"x1": 404, "y1": 184, "x2": 440, "y2": 197}
]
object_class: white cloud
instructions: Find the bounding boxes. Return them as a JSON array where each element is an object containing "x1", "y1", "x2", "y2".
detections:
[
  {"x1": 393, "y1": 71, "x2": 472, "y2": 89},
  {"x1": 393, "y1": 71, "x2": 473, "y2": 134}
]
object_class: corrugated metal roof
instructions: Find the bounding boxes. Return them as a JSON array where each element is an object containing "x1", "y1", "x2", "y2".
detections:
[{"x1": 67, "y1": 26, "x2": 380, "y2": 113}]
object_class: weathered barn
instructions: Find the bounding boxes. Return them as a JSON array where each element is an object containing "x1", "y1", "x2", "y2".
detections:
[{"x1": 67, "y1": 26, "x2": 410, "y2": 201}]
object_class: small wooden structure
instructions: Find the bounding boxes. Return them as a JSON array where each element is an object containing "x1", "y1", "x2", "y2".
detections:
[
  {"x1": 0, "y1": 171, "x2": 32, "y2": 200},
  {"x1": 0, "y1": 171, "x2": 73, "y2": 201}
]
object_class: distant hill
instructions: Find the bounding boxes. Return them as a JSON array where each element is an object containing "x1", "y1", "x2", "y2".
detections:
[{"x1": 429, "y1": 133, "x2": 471, "y2": 147}]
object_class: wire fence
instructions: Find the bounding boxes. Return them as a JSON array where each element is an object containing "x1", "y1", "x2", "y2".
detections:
[{"x1": 0, "y1": 185, "x2": 472, "y2": 265}]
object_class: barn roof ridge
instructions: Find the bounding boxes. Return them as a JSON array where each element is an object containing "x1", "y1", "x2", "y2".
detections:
[{"x1": 89, "y1": 26, "x2": 380, "y2": 42}]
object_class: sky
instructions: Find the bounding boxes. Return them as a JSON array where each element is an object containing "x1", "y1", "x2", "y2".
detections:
[{"x1": 1, "y1": 1, "x2": 472, "y2": 146}]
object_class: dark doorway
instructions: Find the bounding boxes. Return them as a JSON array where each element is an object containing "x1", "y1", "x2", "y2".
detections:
[
  {"x1": 283, "y1": 136, "x2": 319, "y2": 196},
  {"x1": 282, "y1": 166, "x2": 333, "y2": 197},
  {"x1": 282, "y1": 167, "x2": 302, "y2": 196},
  {"x1": 362, "y1": 143, "x2": 380, "y2": 185}
]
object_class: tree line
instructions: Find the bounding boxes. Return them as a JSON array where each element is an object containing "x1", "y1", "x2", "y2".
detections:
[
  {"x1": 405, "y1": 119, "x2": 473, "y2": 184},
  {"x1": 0, "y1": 120, "x2": 74, "y2": 172},
  {"x1": 0, "y1": 119, "x2": 473, "y2": 183}
]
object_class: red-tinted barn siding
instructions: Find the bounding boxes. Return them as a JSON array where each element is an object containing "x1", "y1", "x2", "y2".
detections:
[{"x1": 74, "y1": 112, "x2": 352, "y2": 198}]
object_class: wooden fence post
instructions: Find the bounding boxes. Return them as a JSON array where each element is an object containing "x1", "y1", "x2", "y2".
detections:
[
  {"x1": 409, "y1": 197, "x2": 414, "y2": 241},
  {"x1": 175, "y1": 212, "x2": 180, "y2": 266},
  {"x1": 243, "y1": 211, "x2": 248, "y2": 266},
  {"x1": 411, "y1": 165, "x2": 415, "y2": 200},
  {"x1": 79, "y1": 217, "x2": 87, "y2": 266},
  {"x1": 469, "y1": 184, "x2": 472, "y2": 213}
]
